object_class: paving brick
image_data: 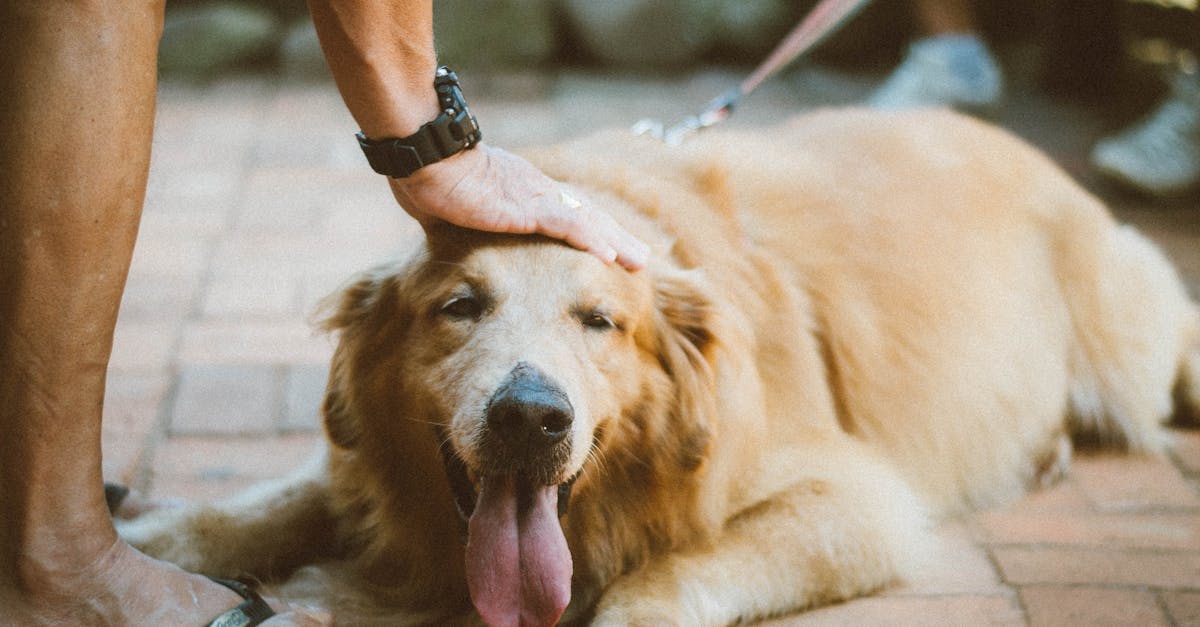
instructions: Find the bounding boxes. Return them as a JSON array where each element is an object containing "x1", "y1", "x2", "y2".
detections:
[
  {"x1": 125, "y1": 233, "x2": 213, "y2": 280},
  {"x1": 149, "y1": 433, "x2": 323, "y2": 503},
  {"x1": 169, "y1": 364, "x2": 277, "y2": 435},
  {"x1": 206, "y1": 230, "x2": 397, "y2": 282},
  {"x1": 1161, "y1": 590, "x2": 1200, "y2": 626},
  {"x1": 1171, "y1": 429, "x2": 1200, "y2": 476},
  {"x1": 201, "y1": 273, "x2": 298, "y2": 318},
  {"x1": 1003, "y1": 476, "x2": 1092, "y2": 514},
  {"x1": 118, "y1": 273, "x2": 202, "y2": 322},
  {"x1": 1071, "y1": 453, "x2": 1199, "y2": 512},
  {"x1": 282, "y1": 364, "x2": 328, "y2": 432},
  {"x1": 894, "y1": 522, "x2": 1007, "y2": 596},
  {"x1": 108, "y1": 322, "x2": 179, "y2": 372},
  {"x1": 101, "y1": 372, "x2": 171, "y2": 484},
  {"x1": 992, "y1": 546, "x2": 1200, "y2": 588},
  {"x1": 178, "y1": 319, "x2": 335, "y2": 366},
  {"x1": 762, "y1": 595, "x2": 1023, "y2": 626},
  {"x1": 143, "y1": 168, "x2": 243, "y2": 217},
  {"x1": 975, "y1": 510, "x2": 1200, "y2": 550},
  {"x1": 1020, "y1": 586, "x2": 1166, "y2": 627}
]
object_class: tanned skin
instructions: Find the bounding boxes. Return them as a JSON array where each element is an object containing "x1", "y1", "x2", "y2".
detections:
[{"x1": 0, "y1": 0, "x2": 644, "y2": 624}]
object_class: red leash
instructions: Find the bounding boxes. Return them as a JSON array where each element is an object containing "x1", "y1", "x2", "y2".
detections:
[{"x1": 636, "y1": 0, "x2": 875, "y2": 144}]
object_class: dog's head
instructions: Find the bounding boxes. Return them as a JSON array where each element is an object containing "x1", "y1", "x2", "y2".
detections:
[{"x1": 320, "y1": 208, "x2": 718, "y2": 625}]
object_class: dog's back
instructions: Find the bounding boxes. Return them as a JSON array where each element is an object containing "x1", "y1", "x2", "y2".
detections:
[{"x1": 533, "y1": 108, "x2": 1200, "y2": 514}]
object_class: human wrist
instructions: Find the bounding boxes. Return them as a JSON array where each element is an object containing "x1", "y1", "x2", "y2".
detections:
[{"x1": 356, "y1": 67, "x2": 482, "y2": 179}]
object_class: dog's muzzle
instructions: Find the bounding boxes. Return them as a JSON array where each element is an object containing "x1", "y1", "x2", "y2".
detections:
[{"x1": 438, "y1": 362, "x2": 579, "y2": 523}]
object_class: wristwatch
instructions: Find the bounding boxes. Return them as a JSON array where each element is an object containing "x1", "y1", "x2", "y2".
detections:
[{"x1": 355, "y1": 66, "x2": 482, "y2": 178}]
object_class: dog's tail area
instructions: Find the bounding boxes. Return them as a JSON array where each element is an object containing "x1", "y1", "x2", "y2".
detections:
[
  {"x1": 1061, "y1": 214, "x2": 1199, "y2": 452},
  {"x1": 1173, "y1": 312, "x2": 1200, "y2": 427}
]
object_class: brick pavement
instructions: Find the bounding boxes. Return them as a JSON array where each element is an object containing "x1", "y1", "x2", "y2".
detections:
[{"x1": 103, "y1": 69, "x2": 1200, "y2": 625}]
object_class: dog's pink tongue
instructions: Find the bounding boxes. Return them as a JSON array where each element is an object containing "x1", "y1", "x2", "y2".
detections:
[{"x1": 466, "y1": 475, "x2": 572, "y2": 627}]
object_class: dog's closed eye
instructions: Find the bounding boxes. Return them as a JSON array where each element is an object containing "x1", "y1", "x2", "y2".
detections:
[
  {"x1": 577, "y1": 309, "x2": 620, "y2": 332},
  {"x1": 440, "y1": 295, "x2": 485, "y2": 320}
]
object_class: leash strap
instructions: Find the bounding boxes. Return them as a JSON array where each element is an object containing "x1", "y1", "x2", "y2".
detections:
[{"x1": 636, "y1": 0, "x2": 874, "y2": 144}]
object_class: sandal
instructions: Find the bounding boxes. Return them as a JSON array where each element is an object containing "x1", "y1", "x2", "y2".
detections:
[{"x1": 205, "y1": 577, "x2": 277, "y2": 627}]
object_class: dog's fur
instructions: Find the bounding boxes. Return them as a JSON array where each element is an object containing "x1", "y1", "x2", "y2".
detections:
[{"x1": 120, "y1": 109, "x2": 1200, "y2": 625}]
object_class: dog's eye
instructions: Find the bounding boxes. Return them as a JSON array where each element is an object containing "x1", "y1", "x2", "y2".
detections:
[
  {"x1": 440, "y1": 295, "x2": 484, "y2": 320},
  {"x1": 580, "y1": 311, "x2": 617, "y2": 331}
]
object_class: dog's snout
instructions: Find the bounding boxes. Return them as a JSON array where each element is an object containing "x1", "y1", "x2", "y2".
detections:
[{"x1": 486, "y1": 363, "x2": 573, "y2": 450}]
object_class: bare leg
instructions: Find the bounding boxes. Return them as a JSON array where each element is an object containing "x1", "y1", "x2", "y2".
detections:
[
  {"x1": 0, "y1": 2, "x2": 317, "y2": 624},
  {"x1": 912, "y1": 0, "x2": 977, "y2": 35}
]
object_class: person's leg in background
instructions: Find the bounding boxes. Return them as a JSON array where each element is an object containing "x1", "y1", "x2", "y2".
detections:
[
  {"x1": 1090, "y1": 2, "x2": 1200, "y2": 197},
  {"x1": 0, "y1": 2, "x2": 309, "y2": 624},
  {"x1": 867, "y1": 0, "x2": 1004, "y2": 111}
]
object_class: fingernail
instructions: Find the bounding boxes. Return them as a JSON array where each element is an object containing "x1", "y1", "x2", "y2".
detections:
[
  {"x1": 597, "y1": 245, "x2": 618, "y2": 264},
  {"x1": 621, "y1": 241, "x2": 650, "y2": 270}
]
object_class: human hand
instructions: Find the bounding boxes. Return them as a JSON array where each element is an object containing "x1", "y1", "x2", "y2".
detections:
[{"x1": 387, "y1": 143, "x2": 650, "y2": 271}]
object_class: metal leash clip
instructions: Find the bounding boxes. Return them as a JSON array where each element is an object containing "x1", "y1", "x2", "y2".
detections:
[
  {"x1": 632, "y1": 0, "x2": 873, "y2": 146},
  {"x1": 633, "y1": 88, "x2": 739, "y2": 146}
]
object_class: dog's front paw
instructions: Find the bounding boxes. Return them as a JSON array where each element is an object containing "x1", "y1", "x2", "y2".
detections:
[
  {"x1": 115, "y1": 506, "x2": 209, "y2": 572},
  {"x1": 591, "y1": 586, "x2": 693, "y2": 627},
  {"x1": 591, "y1": 603, "x2": 683, "y2": 627}
]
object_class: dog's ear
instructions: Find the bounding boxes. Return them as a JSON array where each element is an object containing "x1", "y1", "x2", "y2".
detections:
[
  {"x1": 316, "y1": 270, "x2": 406, "y2": 450},
  {"x1": 653, "y1": 268, "x2": 718, "y2": 471},
  {"x1": 321, "y1": 351, "x2": 361, "y2": 449}
]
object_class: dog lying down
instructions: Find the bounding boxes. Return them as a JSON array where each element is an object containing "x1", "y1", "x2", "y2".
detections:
[{"x1": 119, "y1": 108, "x2": 1200, "y2": 626}]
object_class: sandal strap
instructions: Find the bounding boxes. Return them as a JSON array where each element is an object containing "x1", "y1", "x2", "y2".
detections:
[
  {"x1": 103, "y1": 482, "x2": 130, "y2": 515},
  {"x1": 205, "y1": 577, "x2": 277, "y2": 627}
]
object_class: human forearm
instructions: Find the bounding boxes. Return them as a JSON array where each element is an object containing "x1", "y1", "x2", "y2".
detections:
[{"x1": 307, "y1": 0, "x2": 440, "y2": 138}]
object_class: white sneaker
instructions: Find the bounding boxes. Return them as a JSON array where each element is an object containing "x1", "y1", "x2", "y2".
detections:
[
  {"x1": 1090, "y1": 71, "x2": 1200, "y2": 197},
  {"x1": 868, "y1": 34, "x2": 1004, "y2": 112}
]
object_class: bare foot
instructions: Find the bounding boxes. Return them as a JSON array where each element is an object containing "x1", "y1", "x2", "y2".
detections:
[{"x1": 1, "y1": 538, "x2": 330, "y2": 626}]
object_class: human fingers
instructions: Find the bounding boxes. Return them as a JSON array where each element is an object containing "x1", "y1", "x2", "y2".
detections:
[{"x1": 539, "y1": 188, "x2": 649, "y2": 271}]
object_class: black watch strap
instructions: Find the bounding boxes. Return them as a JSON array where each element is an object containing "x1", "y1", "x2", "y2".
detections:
[{"x1": 356, "y1": 66, "x2": 482, "y2": 178}]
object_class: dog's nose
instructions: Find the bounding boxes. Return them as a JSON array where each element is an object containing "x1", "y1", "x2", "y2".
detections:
[{"x1": 486, "y1": 363, "x2": 573, "y2": 450}]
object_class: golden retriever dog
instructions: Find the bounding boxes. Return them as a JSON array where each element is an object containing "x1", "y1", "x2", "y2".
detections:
[{"x1": 119, "y1": 108, "x2": 1200, "y2": 626}]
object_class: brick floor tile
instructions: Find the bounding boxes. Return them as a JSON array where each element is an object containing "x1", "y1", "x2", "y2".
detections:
[
  {"x1": 178, "y1": 320, "x2": 335, "y2": 366},
  {"x1": 126, "y1": 234, "x2": 211, "y2": 280},
  {"x1": 260, "y1": 85, "x2": 354, "y2": 132},
  {"x1": 1004, "y1": 476, "x2": 1092, "y2": 514},
  {"x1": 108, "y1": 322, "x2": 179, "y2": 372},
  {"x1": 170, "y1": 364, "x2": 277, "y2": 435},
  {"x1": 207, "y1": 232, "x2": 397, "y2": 281},
  {"x1": 761, "y1": 595, "x2": 1023, "y2": 626},
  {"x1": 282, "y1": 364, "x2": 328, "y2": 432},
  {"x1": 1020, "y1": 586, "x2": 1166, "y2": 627},
  {"x1": 101, "y1": 372, "x2": 171, "y2": 484},
  {"x1": 992, "y1": 546, "x2": 1200, "y2": 588},
  {"x1": 316, "y1": 189, "x2": 411, "y2": 239},
  {"x1": 118, "y1": 273, "x2": 202, "y2": 322},
  {"x1": 1161, "y1": 590, "x2": 1200, "y2": 625},
  {"x1": 1171, "y1": 429, "x2": 1200, "y2": 476},
  {"x1": 894, "y1": 522, "x2": 1007, "y2": 596},
  {"x1": 137, "y1": 206, "x2": 230, "y2": 239},
  {"x1": 201, "y1": 273, "x2": 298, "y2": 318},
  {"x1": 254, "y1": 129, "x2": 355, "y2": 169},
  {"x1": 149, "y1": 433, "x2": 323, "y2": 502},
  {"x1": 975, "y1": 510, "x2": 1200, "y2": 550},
  {"x1": 1071, "y1": 453, "x2": 1199, "y2": 512}
]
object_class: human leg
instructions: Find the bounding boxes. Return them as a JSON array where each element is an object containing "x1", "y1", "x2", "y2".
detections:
[
  {"x1": 0, "y1": 2, "x2": 319, "y2": 624},
  {"x1": 868, "y1": 0, "x2": 1003, "y2": 111},
  {"x1": 1090, "y1": 68, "x2": 1200, "y2": 197}
]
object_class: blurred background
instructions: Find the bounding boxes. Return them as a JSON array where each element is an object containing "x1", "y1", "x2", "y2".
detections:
[{"x1": 154, "y1": 0, "x2": 1200, "y2": 197}]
